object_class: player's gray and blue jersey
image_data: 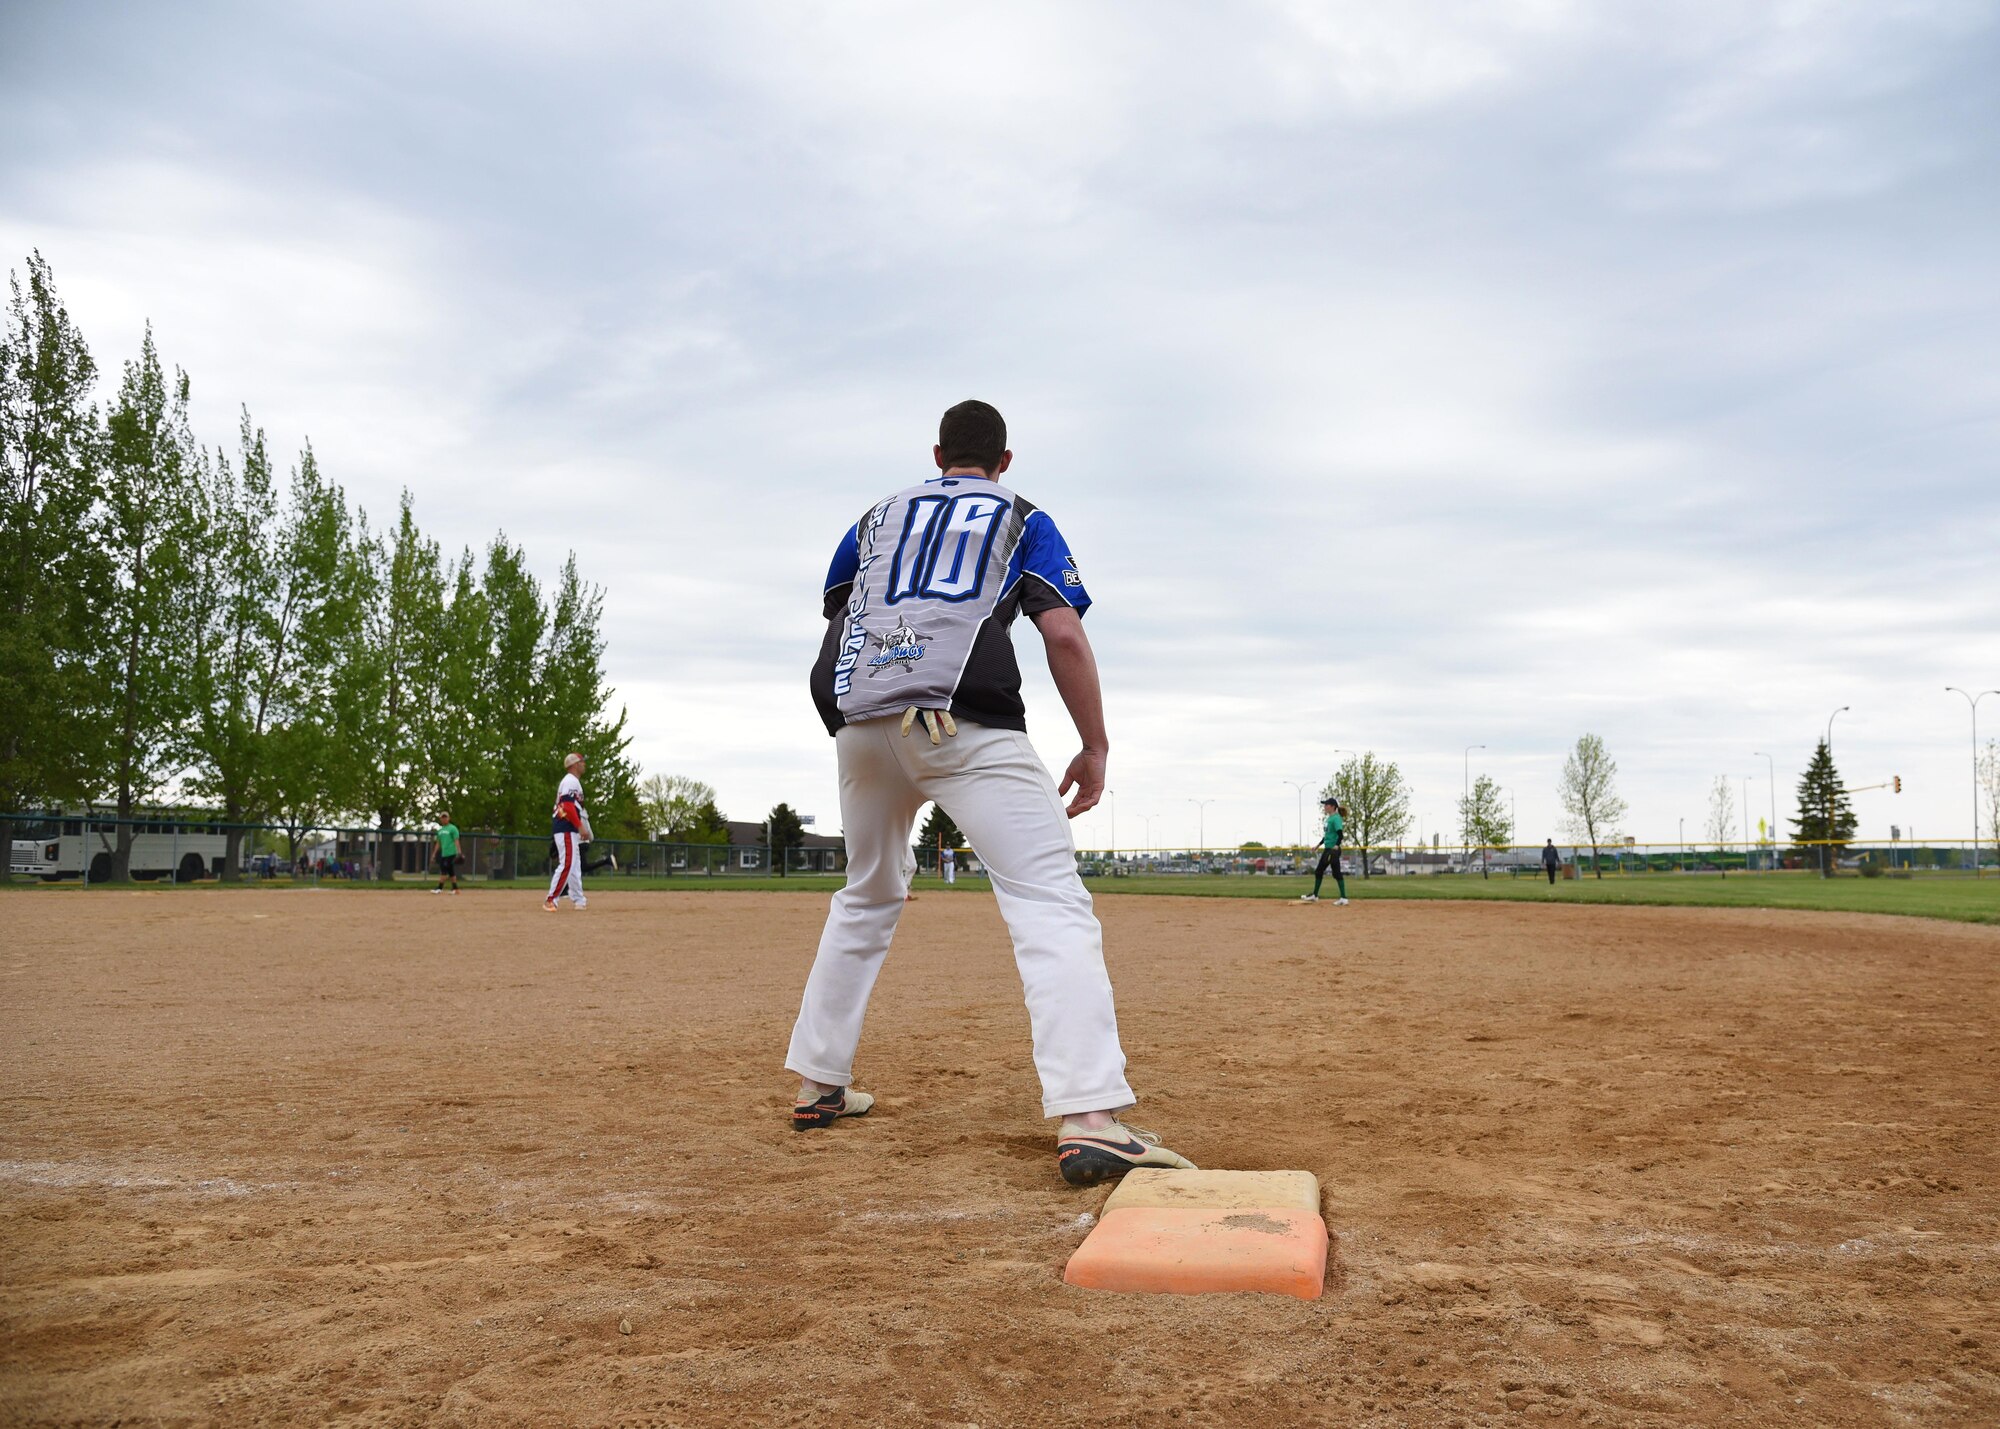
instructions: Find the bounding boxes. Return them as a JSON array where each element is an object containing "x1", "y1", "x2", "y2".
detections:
[{"x1": 811, "y1": 474, "x2": 1090, "y2": 735}]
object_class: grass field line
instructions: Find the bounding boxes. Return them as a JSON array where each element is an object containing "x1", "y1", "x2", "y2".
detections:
[{"x1": 10, "y1": 870, "x2": 1998, "y2": 925}]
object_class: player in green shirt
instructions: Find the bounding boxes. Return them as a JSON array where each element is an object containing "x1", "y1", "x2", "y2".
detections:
[
  {"x1": 1300, "y1": 796, "x2": 1348, "y2": 905},
  {"x1": 431, "y1": 815, "x2": 461, "y2": 895}
]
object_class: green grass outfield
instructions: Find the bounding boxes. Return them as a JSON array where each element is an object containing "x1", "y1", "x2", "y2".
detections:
[{"x1": 15, "y1": 868, "x2": 2000, "y2": 925}]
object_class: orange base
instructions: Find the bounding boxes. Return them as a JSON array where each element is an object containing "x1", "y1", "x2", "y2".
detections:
[{"x1": 1063, "y1": 1207, "x2": 1329, "y2": 1299}]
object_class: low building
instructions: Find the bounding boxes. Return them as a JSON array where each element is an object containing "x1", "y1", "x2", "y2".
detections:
[{"x1": 723, "y1": 821, "x2": 847, "y2": 874}]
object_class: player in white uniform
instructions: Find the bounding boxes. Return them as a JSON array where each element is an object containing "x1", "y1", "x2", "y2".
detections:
[
  {"x1": 545, "y1": 752, "x2": 592, "y2": 911},
  {"x1": 786, "y1": 400, "x2": 1196, "y2": 1187},
  {"x1": 941, "y1": 845, "x2": 956, "y2": 885}
]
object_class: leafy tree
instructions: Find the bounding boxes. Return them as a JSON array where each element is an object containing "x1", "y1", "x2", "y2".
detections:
[
  {"x1": 407, "y1": 549, "x2": 492, "y2": 829},
  {"x1": 918, "y1": 802, "x2": 963, "y2": 858},
  {"x1": 639, "y1": 774, "x2": 721, "y2": 840},
  {"x1": 1558, "y1": 733, "x2": 1626, "y2": 879},
  {"x1": 1705, "y1": 775, "x2": 1735, "y2": 878},
  {"x1": 1981, "y1": 738, "x2": 1999, "y2": 874},
  {"x1": 470, "y1": 534, "x2": 544, "y2": 852},
  {"x1": 540, "y1": 553, "x2": 637, "y2": 837},
  {"x1": 767, "y1": 802, "x2": 806, "y2": 875},
  {"x1": 1458, "y1": 772, "x2": 1509, "y2": 879},
  {"x1": 348, "y1": 494, "x2": 439, "y2": 880},
  {"x1": 0, "y1": 251, "x2": 106, "y2": 850},
  {"x1": 263, "y1": 462, "x2": 366, "y2": 864},
  {"x1": 1326, "y1": 751, "x2": 1412, "y2": 879},
  {"x1": 638, "y1": 775, "x2": 728, "y2": 852},
  {"x1": 183, "y1": 417, "x2": 348, "y2": 878},
  {"x1": 1790, "y1": 739, "x2": 1855, "y2": 878},
  {"x1": 96, "y1": 326, "x2": 203, "y2": 879}
]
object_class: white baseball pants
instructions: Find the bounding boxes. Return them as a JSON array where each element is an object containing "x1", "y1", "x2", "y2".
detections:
[
  {"x1": 785, "y1": 717, "x2": 1134, "y2": 1119},
  {"x1": 548, "y1": 831, "x2": 586, "y2": 906}
]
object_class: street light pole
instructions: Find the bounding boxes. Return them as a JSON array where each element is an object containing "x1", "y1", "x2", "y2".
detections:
[
  {"x1": 1678, "y1": 816, "x2": 1684, "y2": 873},
  {"x1": 1743, "y1": 775, "x2": 1752, "y2": 873},
  {"x1": 1188, "y1": 798, "x2": 1217, "y2": 855},
  {"x1": 1106, "y1": 789, "x2": 1116, "y2": 858},
  {"x1": 1946, "y1": 689, "x2": 1998, "y2": 877},
  {"x1": 1463, "y1": 744, "x2": 1485, "y2": 854},
  {"x1": 1754, "y1": 751, "x2": 1776, "y2": 874},
  {"x1": 1282, "y1": 781, "x2": 1306, "y2": 852},
  {"x1": 1822, "y1": 706, "x2": 1850, "y2": 879}
]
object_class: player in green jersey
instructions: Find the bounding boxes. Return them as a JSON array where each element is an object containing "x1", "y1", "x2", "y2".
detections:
[
  {"x1": 1300, "y1": 796, "x2": 1348, "y2": 905},
  {"x1": 431, "y1": 815, "x2": 461, "y2": 895}
]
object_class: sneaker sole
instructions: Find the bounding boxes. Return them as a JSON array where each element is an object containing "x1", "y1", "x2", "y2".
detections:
[
  {"x1": 791, "y1": 1104, "x2": 870, "y2": 1132},
  {"x1": 1058, "y1": 1144, "x2": 1148, "y2": 1187}
]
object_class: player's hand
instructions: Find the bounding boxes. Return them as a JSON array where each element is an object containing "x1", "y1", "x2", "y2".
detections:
[{"x1": 1058, "y1": 748, "x2": 1107, "y2": 819}]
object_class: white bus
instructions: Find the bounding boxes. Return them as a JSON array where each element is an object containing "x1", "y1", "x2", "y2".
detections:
[{"x1": 8, "y1": 815, "x2": 229, "y2": 884}]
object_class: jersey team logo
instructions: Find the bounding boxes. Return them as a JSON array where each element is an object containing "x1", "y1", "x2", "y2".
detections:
[{"x1": 866, "y1": 620, "x2": 929, "y2": 676}]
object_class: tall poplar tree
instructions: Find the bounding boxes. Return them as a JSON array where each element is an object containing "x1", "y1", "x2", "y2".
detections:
[
  {"x1": 186, "y1": 422, "x2": 354, "y2": 877},
  {"x1": 97, "y1": 326, "x2": 202, "y2": 879},
  {"x1": 0, "y1": 252, "x2": 106, "y2": 835},
  {"x1": 350, "y1": 494, "x2": 438, "y2": 879},
  {"x1": 540, "y1": 554, "x2": 636, "y2": 837},
  {"x1": 269, "y1": 477, "x2": 368, "y2": 863},
  {"x1": 408, "y1": 549, "x2": 491, "y2": 825},
  {"x1": 474, "y1": 536, "x2": 545, "y2": 870}
]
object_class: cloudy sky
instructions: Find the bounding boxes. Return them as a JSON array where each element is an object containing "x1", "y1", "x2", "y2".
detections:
[{"x1": 6, "y1": 0, "x2": 1998, "y2": 850}]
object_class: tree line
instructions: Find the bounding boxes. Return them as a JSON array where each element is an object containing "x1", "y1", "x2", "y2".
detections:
[
  {"x1": 1298, "y1": 732, "x2": 1876, "y2": 882},
  {"x1": 1, "y1": 252, "x2": 637, "y2": 881}
]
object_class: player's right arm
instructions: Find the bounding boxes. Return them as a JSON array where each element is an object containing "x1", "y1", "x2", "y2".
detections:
[{"x1": 1030, "y1": 605, "x2": 1107, "y2": 819}]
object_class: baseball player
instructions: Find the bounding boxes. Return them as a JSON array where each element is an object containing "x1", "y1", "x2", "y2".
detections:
[
  {"x1": 786, "y1": 399, "x2": 1194, "y2": 1187},
  {"x1": 430, "y1": 812, "x2": 461, "y2": 895},
  {"x1": 545, "y1": 752, "x2": 593, "y2": 911},
  {"x1": 1300, "y1": 796, "x2": 1348, "y2": 904},
  {"x1": 941, "y1": 844, "x2": 956, "y2": 885}
]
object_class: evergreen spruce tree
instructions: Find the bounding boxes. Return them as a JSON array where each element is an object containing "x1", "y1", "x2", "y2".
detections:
[
  {"x1": 767, "y1": 802, "x2": 806, "y2": 876},
  {"x1": 1790, "y1": 739, "x2": 1855, "y2": 878},
  {"x1": 918, "y1": 802, "x2": 963, "y2": 867}
]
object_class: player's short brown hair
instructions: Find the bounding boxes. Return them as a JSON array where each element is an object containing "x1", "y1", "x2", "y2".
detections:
[{"x1": 938, "y1": 400, "x2": 1006, "y2": 473}]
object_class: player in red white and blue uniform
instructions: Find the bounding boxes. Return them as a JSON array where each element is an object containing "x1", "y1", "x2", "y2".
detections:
[{"x1": 545, "y1": 752, "x2": 593, "y2": 911}]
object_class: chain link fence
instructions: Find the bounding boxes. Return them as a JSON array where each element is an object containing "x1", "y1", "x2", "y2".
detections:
[
  {"x1": 1071, "y1": 840, "x2": 1999, "y2": 880},
  {"x1": 1, "y1": 811, "x2": 844, "y2": 885},
  {"x1": 9, "y1": 812, "x2": 1995, "y2": 886}
]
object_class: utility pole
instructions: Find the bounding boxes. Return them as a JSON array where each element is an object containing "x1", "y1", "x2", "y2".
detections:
[
  {"x1": 1188, "y1": 798, "x2": 1217, "y2": 855},
  {"x1": 1754, "y1": 751, "x2": 1777, "y2": 875},
  {"x1": 1946, "y1": 689, "x2": 1997, "y2": 877},
  {"x1": 1463, "y1": 744, "x2": 1484, "y2": 858},
  {"x1": 1282, "y1": 780, "x2": 1306, "y2": 852},
  {"x1": 1822, "y1": 707, "x2": 1849, "y2": 878}
]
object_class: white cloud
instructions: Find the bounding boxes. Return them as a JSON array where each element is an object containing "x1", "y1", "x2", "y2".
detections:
[{"x1": 2, "y1": 0, "x2": 1996, "y2": 849}]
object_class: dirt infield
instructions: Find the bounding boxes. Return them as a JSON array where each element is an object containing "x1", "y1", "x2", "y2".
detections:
[{"x1": 2, "y1": 890, "x2": 1996, "y2": 1427}]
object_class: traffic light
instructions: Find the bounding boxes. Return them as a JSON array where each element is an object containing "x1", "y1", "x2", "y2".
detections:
[{"x1": 1893, "y1": 775, "x2": 1902, "y2": 793}]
